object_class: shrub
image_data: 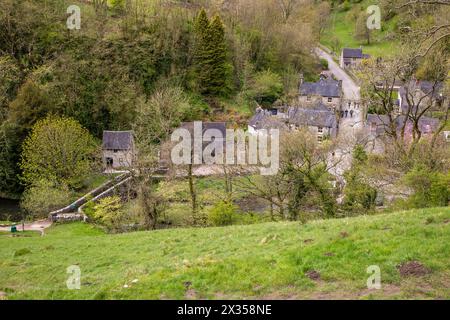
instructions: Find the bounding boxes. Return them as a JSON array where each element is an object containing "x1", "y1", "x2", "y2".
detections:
[
  {"x1": 207, "y1": 201, "x2": 239, "y2": 226},
  {"x1": 91, "y1": 196, "x2": 127, "y2": 232},
  {"x1": 245, "y1": 70, "x2": 283, "y2": 107},
  {"x1": 21, "y1": 180, "x2": 72, "y2": 218},
  {"x1": 403, "y1": 166, "x2": 450, "y2": 208},
  {"x1": 320, "y1": 58, "x2": 329, "y2": 70},
  {"x1": 343, "y1": 146, "x2": 377, "y2": 213}
]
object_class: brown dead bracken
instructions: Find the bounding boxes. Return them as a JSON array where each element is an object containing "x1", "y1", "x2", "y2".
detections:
[
  {"x1": 340, "y1": 231, "x2": 349, "y2": 238},
  {"x1": 397, "y1": 261, "x2": 430, "y2": 277},
  {"x1": 306, "y1": 270, "x2": 321, "y2": 281}
]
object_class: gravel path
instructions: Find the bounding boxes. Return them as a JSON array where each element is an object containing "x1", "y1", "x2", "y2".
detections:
[{"x1": 0, "y1": 220, "x2": 52, "y2": 235}]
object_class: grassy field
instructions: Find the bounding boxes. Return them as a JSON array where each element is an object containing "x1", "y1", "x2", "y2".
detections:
[
  {"x1": 0, "y1": 207, "x2": 449, "y2": 300},
  {"x1": 321, "y1": 4, "x2": 399, "y2": 58}
]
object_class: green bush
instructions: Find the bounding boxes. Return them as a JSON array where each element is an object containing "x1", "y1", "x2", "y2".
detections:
[
  {"x1": 91, "y1": 196, "x2": 127, "y2": 233},
  {"x1": 21, "y1": 180, "x2": 73, "y2": 218},
  {"x1": 403, "y1": 166, "x2": 450, "y2": 208},
  {"x1": 207, "y1": 201, "x2": 239, "y2": 226},
  {"x1": 245, "y1": 70, "x2": 283, "y2": 107},
  {"x1": 343, "y1": 146, "x2": 377, "y2": 213}
]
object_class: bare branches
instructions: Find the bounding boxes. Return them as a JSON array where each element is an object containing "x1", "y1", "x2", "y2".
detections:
[{"x1": 396, "y1": 0, "x2": 450, "y2": 9}]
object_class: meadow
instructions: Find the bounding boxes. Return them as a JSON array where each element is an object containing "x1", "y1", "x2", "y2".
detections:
[{"x1": 0, "y1": 207, "x2": 449, "y2": 300}]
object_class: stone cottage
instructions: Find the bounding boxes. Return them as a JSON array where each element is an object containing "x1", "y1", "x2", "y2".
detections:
[
  {"x1": 102, "y1": 131, "x2": 135, "y2": 169},
  {"x1": 299, "y1": 74, "x2": 343, "y2": 111},
  {"x1": 248, "y1": 102, "x2": 338, "y2": 142},
  {"x1": 340, "y1": 48, "x2": 370, "y2": 69}
]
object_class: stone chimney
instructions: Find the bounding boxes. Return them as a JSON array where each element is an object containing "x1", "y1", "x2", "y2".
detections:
[{"x1": 299, "y1": 73, "x2": 304, "y2": 86}]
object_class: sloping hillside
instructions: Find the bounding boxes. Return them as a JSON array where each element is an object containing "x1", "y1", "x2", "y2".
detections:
[
  {"x1": 321, "y1": 1, "x2": 399, "y2": 57},
  {"x1": 0, "y1": 208, "x2": 449, "y2": 300}
]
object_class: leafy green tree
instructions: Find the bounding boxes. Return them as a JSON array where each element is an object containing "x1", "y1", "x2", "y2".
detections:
[
  {"x1": 343, "y1": 146, "x2": 377, "y2": 213},
  {"x1": 0, "y1": 56, "x2": 21, "y2": 121},
  {"x1": 91, "y1": 196, "x2": 128, "y2": 233},
  {"x1": 403, "y1": 166, "x2": 450, "y2": 208},
  {"x1": 21, "y1": 179, "x2": 72, "y2": 218},
  {"x1": 40, "y1": 56, "x2": 138, "y2": 138},
  {"x1": 354, "y1": 11, "x2": 371, "y2": 45},
  {"x1": 8, "y1": 80, "x2": 54, "y2": 132},
  {"x1": 246, "y1": 70, "x2": 283, "y2": 107},
  {"x1": 21, "y1": 116, "x2": 98, "y2": 189}
]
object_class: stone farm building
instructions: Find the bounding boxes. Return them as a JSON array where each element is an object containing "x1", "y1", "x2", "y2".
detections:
[
  {"x1": 102, "y1": 131, "x2": 135, "y2": 169},
  {"x1": 396, "y1": 80, "x2": 444, "y2": 116},
  {"x1": 159, "y1": 122, "x2": 227, "y2": 170},
  {"x1": 299, "y1": 74, "x2": 343, "y2": 111},
  {"x1": 340, "y1": 48, "x2": 370, "y2": 69},
  {"x1": 365, "y1": 114, "x2": 440, "y2": 153},
  {"x1": 249, "y1": 102, "x2": 338, "y2": 142}
]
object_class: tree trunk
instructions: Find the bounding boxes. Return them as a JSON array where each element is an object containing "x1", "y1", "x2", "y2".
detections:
[{"x1": 188, "y1": 164, "x2": 197, "y2": 224}]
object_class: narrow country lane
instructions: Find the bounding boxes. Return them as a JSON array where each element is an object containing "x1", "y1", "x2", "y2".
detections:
[
  {"x1": 315, "y1": 47, "x2": 365, "y2": 189},
  {"x1": 314, "y1": 47, "x2": 360, "y2": 101}
]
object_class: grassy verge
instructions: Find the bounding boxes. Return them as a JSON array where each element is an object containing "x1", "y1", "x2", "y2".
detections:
[{"x1": 0, "y1": 207, "x2": 449, "y2": 299}]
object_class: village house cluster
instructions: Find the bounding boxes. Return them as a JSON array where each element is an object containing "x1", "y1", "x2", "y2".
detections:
[{"x1": 100, "y1": 47, "x2": 448, "y2": 170}]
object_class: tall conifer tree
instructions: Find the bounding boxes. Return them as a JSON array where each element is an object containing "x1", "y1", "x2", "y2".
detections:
[{"x1": 193, "y1": 10, "x2": 231, "y2": 96}]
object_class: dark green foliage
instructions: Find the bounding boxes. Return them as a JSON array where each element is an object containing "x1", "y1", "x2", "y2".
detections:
[
  {"x1": 245, "y1": 70, "x2": 283, "y2": 107},
  {"x1": 343, "y1": 145, "x2": 377, "y2": 213},
  {"x1": 403, "y1": 166, "x2": 450, "y2": 208},
  {"x1": 0, "y1": 122, "x2": 23, "y2": 196},
  {"x1": 0, "y1": 0, "x2": 66, "y2": 69},
  {"x1": 320, "y1": 58, "x2": 329, "y2": 70},
  {"x1": 193, "y1": 10, "x2": 232, "y2": 96},
  {"x1": 208, "y1": 201, "x2": 239, "y2": 226},
  {"x1": 8, "y1": 80, "x2": 54, "y2": 132}
]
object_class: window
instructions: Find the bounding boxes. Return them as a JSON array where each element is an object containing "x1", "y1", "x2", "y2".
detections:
[
  {"x1": 317, "y1": 136, "x2": 323, "y2": 142},
  {"x1": 307, "y1": 95, "x2": 311, "y2": 102},
  {"x1": 318, "y1": 127, "x2": 323, "y2": 133},
  {"x1": 328, "y1": 97, "x2": 332, "y2": 103},
  {"x1": 113, "y1": 149, "x2": 119, "y2": 153}
]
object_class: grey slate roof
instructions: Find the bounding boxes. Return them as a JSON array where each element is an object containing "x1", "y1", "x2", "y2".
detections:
[
  {"x1": 288, "y1": 107, "x2": 337, "y2": 128},
  {"x1": 102, "y1": 131, "x2": 134, "y2": 150},
  {"x1": 299, "y1": 78, "x2": 341, "y2": 98},
  {"x1": 399, "y1": 80, "x2": 444, "y2": 113},
  {"x1": 180, "y1": 122, "x2": 227, "y2": 139},
  {"x1": 366, "y1": 114, "x2": 440, "y2": 136},
  {"x1": 249, "y1": 110, "x2": 288, "y2": 131},
  {"x1": 342, "y1": 48, "x2": 363, "y2": 59}
]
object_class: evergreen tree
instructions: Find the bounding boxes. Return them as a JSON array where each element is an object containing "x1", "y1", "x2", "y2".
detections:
[
  {"x1": 207, "y1": 15, "x2": 231, "y2": 96},
  {"x1": 193, "y1": 9, "x2": 211, "y2": 94},
  {"x1": 193, "y1": 10, "x2": 231, "y2": 96}
]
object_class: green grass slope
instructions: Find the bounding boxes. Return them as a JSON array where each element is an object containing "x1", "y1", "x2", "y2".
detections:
[
  {"x1": 0, "y1": 208, "x2": 449, "y2": 300},
  {"x1": 321, "y1": 4, "x2": 399, "y2": 58}
]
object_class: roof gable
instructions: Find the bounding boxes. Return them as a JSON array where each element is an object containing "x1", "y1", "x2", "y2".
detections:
[
  {"x1": 288, "y1": 107, "x2": 337, "y2": 128},
  {"x1": 102, "y1": 131, "x2": 134, "y2": 150},
  {"x1": 342, "y1": 48, "x2": 363, "y2": 58},
  {"x1": 300, "y1": 78, "x2": 341, "y2": 98}
]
